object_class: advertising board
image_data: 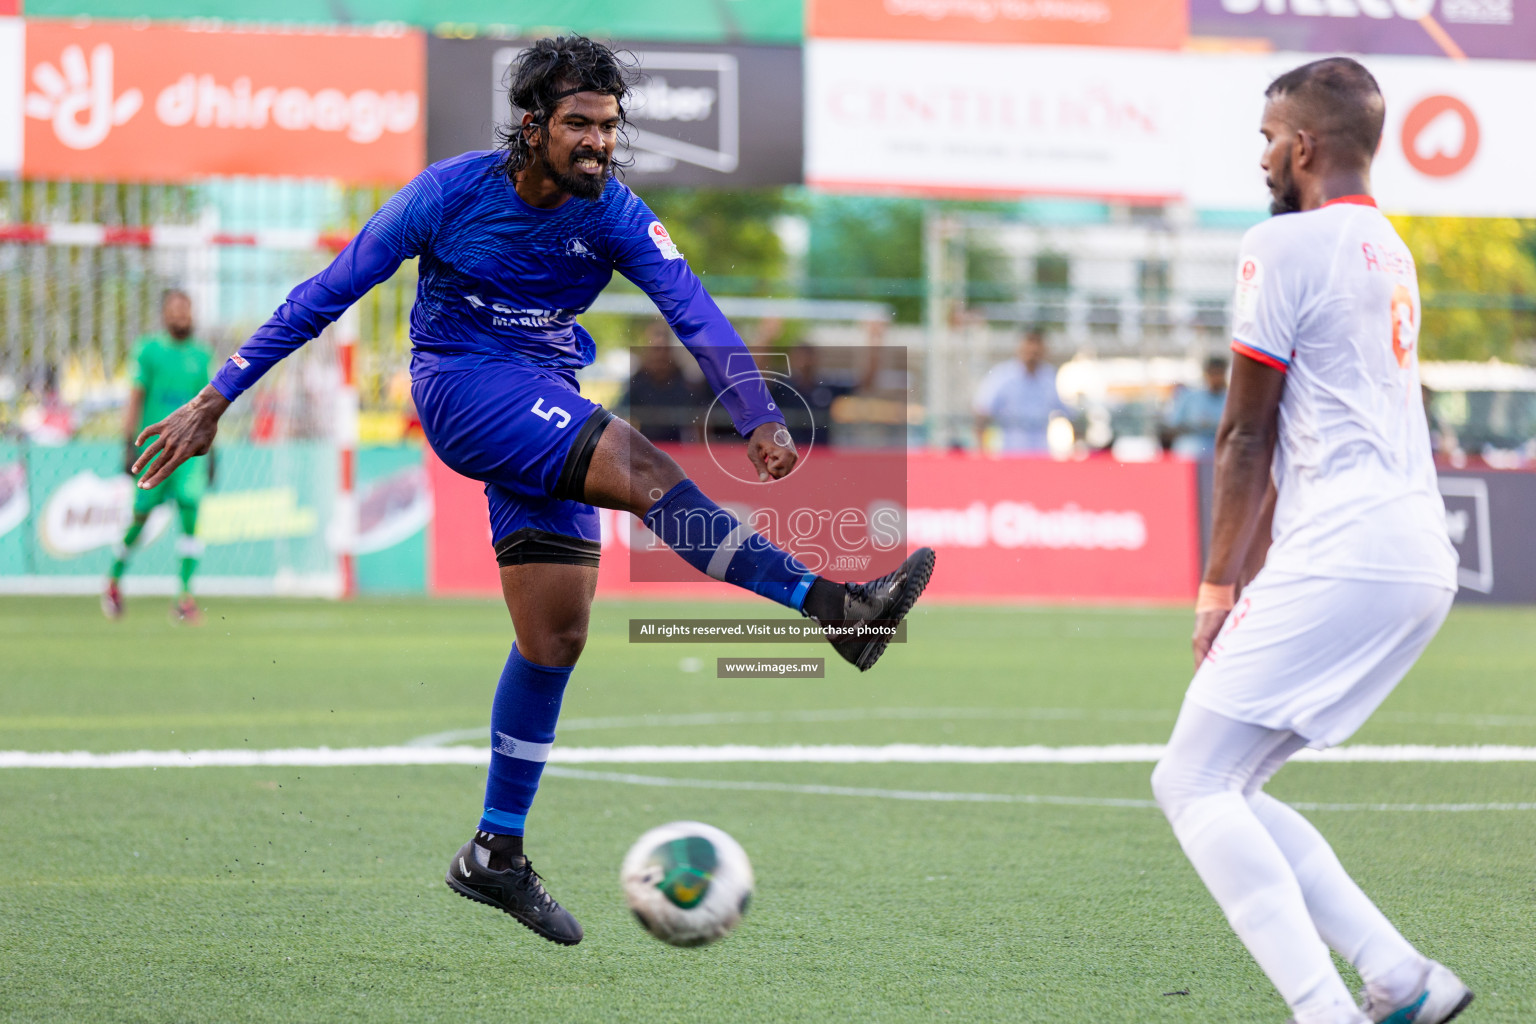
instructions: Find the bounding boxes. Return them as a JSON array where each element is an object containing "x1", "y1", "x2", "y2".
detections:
[
  {"x1": 427, "y1": 37, "x2": 802, "y2": 187},
  {"x1": 0, "y1": 19, "x2": 20, "y2": 175},
  {"x1": 428, "y1": 449, "x2": 1202, "y2": 603},
  {"x1": 1182, "y1": 48, "x2": 1536, "y2": 216},
  {"x1": 1190, "y1": 0, "x2": 1536, "y2": 61},
  {"x1": 0, "y1": 441, "x2": 339, "y2": 595},
  {"x1": 17, "y1": 20, "x2": 424, "y2": 182},
  {"x1": 1196, "y1": 461, "x2": 1536, "y2": 604},
  {"x1": 19, "y1": 0, "x2": 803, "y2": 42},
  {"x1": 807, "y1": 0, "x2": 1188, "y2": 49},
  {"x1": 0, "y1": 441, "x2": 428, "y2": 596},
  {"x1": 1437, "y1": 469, "x2": 1536, "y2": 603},
  {"x1": 806, "y1": 38, "x2": 1536, "y2": 215}
]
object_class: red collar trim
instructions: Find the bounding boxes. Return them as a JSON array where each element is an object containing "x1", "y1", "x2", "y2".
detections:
[{"x1": 1322, "y1": 194, "x2": 1377, "y2": 208}]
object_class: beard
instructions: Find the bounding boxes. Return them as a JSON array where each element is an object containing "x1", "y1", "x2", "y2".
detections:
[
  {"x1": 1267, "y1": 151, "x2": 1302, "y2": 216},
  {"x1": 167, "y1": 324, "x2": 192, "y2": 340},
  {"x1": 539, "y1": 145, "x2": 610, "y2": 201}
]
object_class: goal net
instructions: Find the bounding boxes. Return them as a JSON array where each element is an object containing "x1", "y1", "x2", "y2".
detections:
[{"x1": 0, "y1": 180, "x2": 416, "y2": 597}]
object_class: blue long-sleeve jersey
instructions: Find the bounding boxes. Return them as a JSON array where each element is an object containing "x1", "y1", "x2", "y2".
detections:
[{"x1": 210, "y1": 151, "x2": 781, "y2": 437}]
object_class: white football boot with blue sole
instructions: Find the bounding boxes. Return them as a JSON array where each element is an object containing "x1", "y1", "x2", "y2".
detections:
[{"x1": 1361, "y1": 961, "x2": 1473, "y2": 1024}]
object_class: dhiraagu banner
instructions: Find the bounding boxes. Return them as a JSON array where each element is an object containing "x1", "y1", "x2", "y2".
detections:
[{"x1": 0, "y1": 440, "x2": 341, "y2": 596}]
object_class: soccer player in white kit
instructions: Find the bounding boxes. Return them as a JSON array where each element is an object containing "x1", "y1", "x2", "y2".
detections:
[{"x1": 1151, "y1": 59, "x2": 1472, "y2": 1024}]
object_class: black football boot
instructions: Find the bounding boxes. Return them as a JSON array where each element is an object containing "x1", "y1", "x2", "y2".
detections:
[
  {"x1": 802, "y1": 547, "x2": 936, "y2": 671},
  {"x1": 445, "y1": 834, "x2": 583, "y2": 946}
]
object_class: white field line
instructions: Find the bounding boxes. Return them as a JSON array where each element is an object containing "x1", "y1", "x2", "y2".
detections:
[
  {"x1": 542, "y1": 767, "x2": 1536, "y2": 814},
  {"x1": 5, "y1": 743, "x2": 1536, "y2": 770},
  {"x1": 544, "y1": 766, "x2": 1159, "y2": 809},
  {"x1": 404, "y1": 707, "x2": 1176, "y2": 747},
  {"x1": 405, "y1": 706, "x2": 1536, "y2": 748}
]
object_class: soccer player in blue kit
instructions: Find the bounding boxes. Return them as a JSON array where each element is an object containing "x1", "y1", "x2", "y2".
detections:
[{"x1": 133, "y1": 36, "x2": 935, "y2": 946}]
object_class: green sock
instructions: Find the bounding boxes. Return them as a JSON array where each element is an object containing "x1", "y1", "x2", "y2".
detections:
[
  {"x1": 178, "y1": 556, "x2": 198, "y2": 594},
  {"x1": 176, "y1": 502, "x2": 202, "y2": 596},
  {"x1": 110, "y1": 517, "x2": 149, "y2": 580}
]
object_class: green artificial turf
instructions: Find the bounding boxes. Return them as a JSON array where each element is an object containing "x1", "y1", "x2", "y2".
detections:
[{"x1": 1, "y1": 597, "x2": 1533, "y2": 1022}]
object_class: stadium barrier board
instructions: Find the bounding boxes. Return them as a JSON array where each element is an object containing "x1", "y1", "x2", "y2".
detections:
[
  {"x1": 0, "y1": 441, "x2": 428, "y2": 596},
  {"x1": 426, "y1": 447, "x2": 1204, "y2": 604},
  {"x1": 1195, "y1": 460, "x2": 1536, "y2": 605},
  {"x1": 5, "y1": 443, "x2": 1529, "y2": 603}
]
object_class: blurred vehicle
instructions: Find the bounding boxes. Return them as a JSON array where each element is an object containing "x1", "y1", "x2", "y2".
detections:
[{"x1": 1420, "y1": 361, "x2": 1536, "y2": 467}]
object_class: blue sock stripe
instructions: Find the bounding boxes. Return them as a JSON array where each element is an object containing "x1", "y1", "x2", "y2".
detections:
[
  {"x1": 479, "y1": 807, "x2": 528, "y2": 834},
  {"x1": 790, "y1": 572, "x2": 818, "y2": 611}
]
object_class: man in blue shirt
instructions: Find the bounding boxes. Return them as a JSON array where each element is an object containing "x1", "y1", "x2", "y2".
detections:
[
  {"x1": 973, "y1": 329, "x2": 1071, "y2": 453},
  {"x1": 133, "y1": 37, "x2": 934, "y2": 947},
  {"x1": 1164, "y1": 356, "x2": 1229, "y2": 458}
]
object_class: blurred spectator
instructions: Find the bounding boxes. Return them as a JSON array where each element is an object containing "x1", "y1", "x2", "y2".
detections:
[
  {"x1": 19, "y1": 365, "x2": 75, "y2": 446},
  {"x1": 772, "y1": 341, "x2": 877, "y2": 449},
  {"x1": 619, "y1": 321, "x2": 705, "y2": 443},
  {"x1": 1163, "y1": 355, "x2": 1229, "y2": 458},
  {"x1": 973, "y1": 329, "x2": 1069, "y2": 454}
]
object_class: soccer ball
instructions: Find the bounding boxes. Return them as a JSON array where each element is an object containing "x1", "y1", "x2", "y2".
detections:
[{"x1": 620, "y1": 821, "x2": 754, "y2": 947}]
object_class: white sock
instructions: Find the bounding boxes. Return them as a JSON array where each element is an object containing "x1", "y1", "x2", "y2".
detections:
[
  {"x1": 1167, "y1": 790, "x2": 1361, "y2": 1023},
  {"x1": 1250, "y1": 792, "x2": 1425, "y2": 1004}
]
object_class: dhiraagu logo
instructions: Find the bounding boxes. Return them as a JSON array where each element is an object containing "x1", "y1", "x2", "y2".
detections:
[{"x1": 25, "y1": 43, "x2": 143, "y2": 151}]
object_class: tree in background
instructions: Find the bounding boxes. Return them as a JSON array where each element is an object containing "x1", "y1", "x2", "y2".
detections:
[
  {"x1": 643, "y1": 188, "x2": 796, "y2": 293},
  {"x1": 1391, "y1": 216, "x2": 1536, "y2": 362},
  {"x1": 803, "y1": 195, "x2": 1012, "y2": 324},
  {"x1": 805, "y1": 195, "x2": 925, "y2": 322}
]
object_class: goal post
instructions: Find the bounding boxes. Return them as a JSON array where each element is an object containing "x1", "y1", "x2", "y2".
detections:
[{"x1": 0, "y1": 217, "x2": 412, "y2": 597}]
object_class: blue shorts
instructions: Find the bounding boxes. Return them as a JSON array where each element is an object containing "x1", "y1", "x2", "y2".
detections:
[{"x1": 412, "y1": 358, "x2": 609, "y2": 564}]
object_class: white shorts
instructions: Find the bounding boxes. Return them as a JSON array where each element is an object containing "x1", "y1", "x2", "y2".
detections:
[{"x1": 1185, "y1": 570, "x2": 1454, "y2": 748}]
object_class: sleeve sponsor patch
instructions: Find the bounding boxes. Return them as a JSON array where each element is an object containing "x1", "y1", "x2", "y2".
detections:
[
  {"x1": 1233, "y1": 255, "x2": 1263, "y2": 323},
  {"x1": 647, "y1": 221, "x2": 684, "y2": 261},
  {"x1": 230, "y1": 352, "x2": 250, "y2": 370}
]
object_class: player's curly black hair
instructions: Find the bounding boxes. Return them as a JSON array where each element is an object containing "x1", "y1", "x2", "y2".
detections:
[{"x1": 495, "y1": 35, "x2": 640, "y2": 178}]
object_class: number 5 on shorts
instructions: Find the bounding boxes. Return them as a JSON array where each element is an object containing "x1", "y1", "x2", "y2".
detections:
[{"x1": 531, "y1": 398, "x2": 571, "y2": 429}]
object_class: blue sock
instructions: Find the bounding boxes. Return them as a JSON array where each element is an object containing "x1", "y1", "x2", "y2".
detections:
[
  {"x1": 643, "y1": 479, "x2": 818, "y2": 610},
  {"x1": 479, "y1": 645, "x2": 572, "y2": 836}
]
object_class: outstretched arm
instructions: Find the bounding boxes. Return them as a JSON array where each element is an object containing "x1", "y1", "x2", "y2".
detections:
[
  {"x1": 133, "y1": 384, "x2": 229, "y2": 486},
  {"x1": 135, "y1": 172, "x2": 440, "y2": 488},
  {"x1": 1192, "y1": 352, "x2": 1285, "y2": 667},
  {"x1": 613, "y1": 210, "x2": 794, "y2": 482}
]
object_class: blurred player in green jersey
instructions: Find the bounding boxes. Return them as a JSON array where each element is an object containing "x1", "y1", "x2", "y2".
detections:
[{"x1": 103, "y1": 290, "x2": 215, "y2": 624}]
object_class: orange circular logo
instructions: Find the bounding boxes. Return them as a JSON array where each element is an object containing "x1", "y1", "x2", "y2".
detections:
[
  {"x1": 1401, "y1": 95, "x2": 1480, "y2": 178},
  {"x1": 1241, "y1": 259, "x2": 1257, "y2": 282},
  {"x1": 1391, "y1": 284, "x2": 1416, "y2": 368}
]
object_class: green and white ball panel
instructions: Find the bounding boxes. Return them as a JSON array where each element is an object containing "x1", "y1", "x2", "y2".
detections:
[{"x1": 620, "y1": 821, "x2": 754, "y2": 947}]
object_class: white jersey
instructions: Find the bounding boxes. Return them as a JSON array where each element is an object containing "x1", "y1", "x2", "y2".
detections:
[{"x1": 1230, "y1": 196, "x2": 1456, "y2": 590}]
